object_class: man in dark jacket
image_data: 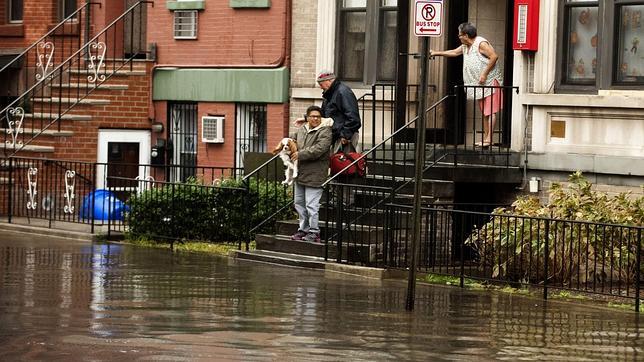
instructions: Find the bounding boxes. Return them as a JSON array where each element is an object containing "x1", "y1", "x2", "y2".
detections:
[{"x1": 317, "y1": 71, "x2": 361, "y2": 153}]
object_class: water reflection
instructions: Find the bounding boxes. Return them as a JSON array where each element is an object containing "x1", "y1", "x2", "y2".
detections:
[{"x1": 0, "y1": 233, "x2": 642, "y2": 361}]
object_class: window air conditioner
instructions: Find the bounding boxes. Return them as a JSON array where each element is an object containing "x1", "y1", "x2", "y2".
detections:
[{"x1": 202, "y1": 116, "x2": 224, "y2": 143}]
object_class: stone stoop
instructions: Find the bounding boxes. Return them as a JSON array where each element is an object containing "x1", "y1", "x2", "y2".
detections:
[
  {"x1": 233, "y1": 249, "x2": 387, "y2": 279},
  {"x1": 4, "y1": 59, "x2": 152, "y2": 159}
]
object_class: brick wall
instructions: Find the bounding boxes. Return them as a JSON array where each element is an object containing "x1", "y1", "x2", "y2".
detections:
[
  {"x1": 0, "y1": 0, "x2": 58, "y2": 49},
  {"x1": 290, "y1": 0, "x2": 317, "y2": 88},
  {"x1": 37, "y1": 62, "x2": 154, "y2": 162},
  {"x1": 148, "y1": 1, "x2": 287, "y2": 65}
]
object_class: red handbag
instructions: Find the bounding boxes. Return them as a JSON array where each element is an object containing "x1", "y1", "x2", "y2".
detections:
[{"x1": 330, "y1": 151, "x2": 367, "y2": 177}]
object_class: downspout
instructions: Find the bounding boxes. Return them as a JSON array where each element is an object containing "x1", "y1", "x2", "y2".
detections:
[{"x1": 147, "y1": 1, "x2": 291, "y2": 121}]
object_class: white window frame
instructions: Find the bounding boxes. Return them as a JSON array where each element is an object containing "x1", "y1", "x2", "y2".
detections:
[
  {"x1": 8, "y1": 0, "x2": 23, "y2": 23},
  {"x1": 173, "y1": 10, "x2": 198, "y2": 40}
]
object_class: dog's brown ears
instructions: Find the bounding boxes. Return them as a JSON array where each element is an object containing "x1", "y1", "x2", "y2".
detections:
[
  {"x1": 271, "y1": 141, "x2": 283, "y2": 155},
  {"x1": 287, "y1": 139, "x2": 297, "y2": 152}
]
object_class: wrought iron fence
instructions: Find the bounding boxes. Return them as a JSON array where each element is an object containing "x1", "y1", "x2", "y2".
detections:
[
  {"x1": 384, "y1": 204, "x2": 643, "y2": 310},
  {"x1": 1, "y1": 156, "x2": 242, "y2": 235}
]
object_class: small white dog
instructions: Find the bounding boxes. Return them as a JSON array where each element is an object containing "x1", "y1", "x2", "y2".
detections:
[{"x1": 272, "y1": 138, "x2": 298, "y2": 185}]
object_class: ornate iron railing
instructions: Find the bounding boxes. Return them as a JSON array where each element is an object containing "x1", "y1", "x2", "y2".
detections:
[
  {"x1": 1, "y1": 1, "x2": 152, "y2": 157},
  {"x1": 0, "y1": 3, "x2": 100, "y2": 110}
]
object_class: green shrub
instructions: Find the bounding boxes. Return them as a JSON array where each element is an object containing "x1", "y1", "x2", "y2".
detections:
[
  {"x1": 125, "y1": 177, "x2": 294, "y2": 243},
  {"x1": 466, "y1": 172, "x2": 643, "y2": 285}
]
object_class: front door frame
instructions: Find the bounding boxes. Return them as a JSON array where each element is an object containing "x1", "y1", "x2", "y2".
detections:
[{"x1": 96, "y1": 129, "x2": 151, "y2": 189}]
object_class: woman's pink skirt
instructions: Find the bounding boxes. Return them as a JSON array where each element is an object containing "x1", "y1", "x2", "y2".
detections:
[{"x1": 478, "y1": 79, "x2": 503, "y2": 116}]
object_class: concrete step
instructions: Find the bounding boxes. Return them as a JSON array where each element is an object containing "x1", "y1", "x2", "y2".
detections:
[
  {"x1": 0, "y1": 128, "x2": 73, "y2": 137},
  {"x1": 4, "y1": 144, "x2": 55, "y2": 153},
  {"x1": 255, "y1": 233, "x2": 377, "y2": 264},
  {"x1": 67, "y1": 69, "x2": 146, "y2": 77},
  {"x1": 0, "y1": 222, "x2": 94, "y2": 242},
  {"x1": 50, "y1": 83, "x2": 129, "y2": 90},
  {"x1": 235, "y1": 249, "x2": 388, "y2": 278},
  {"x1": 32, "y1": 97, "x2": 111, "y2": 105},
  {"x1": 25, "y1": 112, "x2": 92, "y2": 121},
  {"x1": 276, "y1": 219, "x2": 385, "y2": 244},
  {"x1": 235, "y1": 249, "x2": 327, "y2": 269}
]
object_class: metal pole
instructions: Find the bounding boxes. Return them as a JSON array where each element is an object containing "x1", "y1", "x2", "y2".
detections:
[
  {"x1": 406, "y1": 36, "x2": 429, "y2": 311},
  {"x1": 636, "y1": 228, "x2": 641, "y2": 313}
]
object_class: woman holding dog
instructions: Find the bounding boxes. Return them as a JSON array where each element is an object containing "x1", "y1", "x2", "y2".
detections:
[{"x1": 289, "y1": 105, "x2": 333, "y2": 243}]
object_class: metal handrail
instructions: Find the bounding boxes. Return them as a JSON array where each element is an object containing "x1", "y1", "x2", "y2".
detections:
[
  {"x1": 0, "y1": 2, "x2": 101, "y2": 75},
  {"x1": 1, "y1": 1, "x2": 154, "y2": 156}
]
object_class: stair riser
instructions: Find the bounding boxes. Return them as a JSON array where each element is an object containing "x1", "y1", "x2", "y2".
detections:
[
  {"x1": 255, "y1": 234, "x2": 377, "y2": 264},
  {"x1": 276, "y1": 221, "x2": 385, "y2": 244},
  {"x1": 50, "y1": 87, "x2": 127, "y2": 98},
  {"x1": 319, "y1": 207, "x2": 410, "y2": 226}
]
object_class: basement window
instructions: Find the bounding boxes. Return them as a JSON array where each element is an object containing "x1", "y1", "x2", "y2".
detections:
[{"x1": 173, "y1": 10, "x2": 198, "y2": 39}]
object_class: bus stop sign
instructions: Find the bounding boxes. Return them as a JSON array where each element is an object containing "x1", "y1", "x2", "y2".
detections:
[{"x1": 414, "y1": 0, "x2": 443, "y2": 37}]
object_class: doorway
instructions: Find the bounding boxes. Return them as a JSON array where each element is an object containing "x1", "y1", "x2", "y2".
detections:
[{"x1": 97, "y1": 129, "x2": 151, "y2": 199}]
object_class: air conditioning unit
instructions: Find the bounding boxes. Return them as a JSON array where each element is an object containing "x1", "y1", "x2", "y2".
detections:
[{"x1": 202, "y1": 116, "x2": 224, "y2": 143}]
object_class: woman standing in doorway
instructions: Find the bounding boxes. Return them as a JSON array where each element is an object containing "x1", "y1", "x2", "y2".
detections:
[{"x1": 430, "y1": 22, "x2": 503, "y2": 147}]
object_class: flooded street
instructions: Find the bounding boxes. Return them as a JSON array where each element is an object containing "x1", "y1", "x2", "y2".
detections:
[{"x1": 0, "y1": 232, "x2": 642, "y2": 361}]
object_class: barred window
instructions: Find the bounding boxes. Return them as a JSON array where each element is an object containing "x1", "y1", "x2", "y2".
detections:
[{"x1": 173, "y1": 10, "x2": 198, "y2": 39}]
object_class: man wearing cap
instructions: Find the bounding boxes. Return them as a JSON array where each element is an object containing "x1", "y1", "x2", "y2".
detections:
[{"x1": 316, "y1": 71, "x2": 361, "y2": 153}]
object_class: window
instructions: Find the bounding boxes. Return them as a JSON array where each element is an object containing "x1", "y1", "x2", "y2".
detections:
[
  {"x1": 337, "y1": 0, "x2": 398, "y2": 84},
  {"x1": 8, "y1": 0, "x2": 23, "y2": 23},
  {"x1": 59, "y1": 0, "x2": 77, "y2": 21},
  {"x1": 558, "y1": 0, "x2": 644, "y2": 91},
  {"x1": 235, "y1": 103, "x2": 267, "y2": 169},
  {"x1": 173, "y1": 10, "x2": 198, "y2": 39},
  {"x1": 169, "y1": 103, "x2": 198, "y2": 182}
]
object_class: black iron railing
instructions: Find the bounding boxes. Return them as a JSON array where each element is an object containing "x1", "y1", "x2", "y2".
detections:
[
  {"x1": 1, "y1": 1, "x2": 152, "y2": 157},
  {"x1": 108, "y1": 175, "x2": 248, "y2": 248},
  {"x1": 1, "y1": 156, "x2": 241, "y2": 235},
  {"x1": 386, "y1": 204, "x2": 643, "y2": 311},
  {"x1": 0, "y1": 2, "x2": 100, "y2": 109}
]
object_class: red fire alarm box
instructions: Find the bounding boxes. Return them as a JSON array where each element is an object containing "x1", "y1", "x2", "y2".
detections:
[{"x1": 513, "y1": 0, "x2": 540, "y2": 51}]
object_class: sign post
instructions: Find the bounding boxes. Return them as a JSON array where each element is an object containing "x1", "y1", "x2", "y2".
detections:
[{"x1": 406, "y1": 0, "x2": 443, "y2": 312}]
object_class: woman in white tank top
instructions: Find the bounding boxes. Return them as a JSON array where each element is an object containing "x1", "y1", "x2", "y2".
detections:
[{"x1": 429, "y1": 22, "x2": 503, "y2": 147}]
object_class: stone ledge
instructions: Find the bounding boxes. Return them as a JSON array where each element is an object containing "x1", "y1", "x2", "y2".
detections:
[
  {"x1": 166, "y1": 1, "x2": 205, "y2": 10},
  {"x1": 230, "y1": 0, "x2": 271, "y2": 8}
]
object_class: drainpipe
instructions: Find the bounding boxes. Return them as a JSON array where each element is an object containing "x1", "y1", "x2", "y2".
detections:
[{"x1": 146, "y1": 0, "x2": 291, "y2": 122}]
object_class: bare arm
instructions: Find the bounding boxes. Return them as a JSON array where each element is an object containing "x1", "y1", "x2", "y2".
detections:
[
  {"x1": 429, "y1": 46, "x2": 463, "y2": 58},
  {"x1": 477, "y1": 41, "x2": 499, "y2": 84}
]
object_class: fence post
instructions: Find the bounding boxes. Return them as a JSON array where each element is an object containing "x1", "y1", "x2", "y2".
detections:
[
  {"x1": 460, "y1": 212, "x2": 465, "y2": 288},
  {"x1": 543, "y1": 218, "x2": 550, "y2": 301},
  {"x1": 91, "y1": 163, "x2": 96, "y2": 234},
  {"x1": 636, "y1": 228, "x2": 641, "y2": 313},
  {"x1": 335, "y1": 184, "x2": 344, "y2": 263},
  {"x1": 7, "y1": 157, "x2": 13, "y2": 224}
]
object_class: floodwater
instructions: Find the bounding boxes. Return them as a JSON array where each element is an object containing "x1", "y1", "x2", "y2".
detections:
[{"x1": 0, "y1": 233, "x2": 642, "y2": 361}]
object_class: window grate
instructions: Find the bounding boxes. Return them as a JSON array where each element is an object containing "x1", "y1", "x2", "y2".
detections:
[{"x1": 174, "y1": 10, "x2": 198, "y2": 39}]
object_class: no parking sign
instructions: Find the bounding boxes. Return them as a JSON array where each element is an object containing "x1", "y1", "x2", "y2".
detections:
[{"x1": 414, "y1": 0, "x2": 443, "y2": 37}]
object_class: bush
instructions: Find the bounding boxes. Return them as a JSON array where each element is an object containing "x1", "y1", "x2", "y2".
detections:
[
  {"x1": 466, "y1": 172, "x2": 643, "y2": 285},
  {"x1": 126, "y1": 177, "x2": 294, "y2": 243}
]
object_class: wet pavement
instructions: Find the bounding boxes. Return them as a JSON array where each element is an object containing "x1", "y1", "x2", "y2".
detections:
[{"x1": 0, "y1": 232, "x2": 642, "y2": 361}]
